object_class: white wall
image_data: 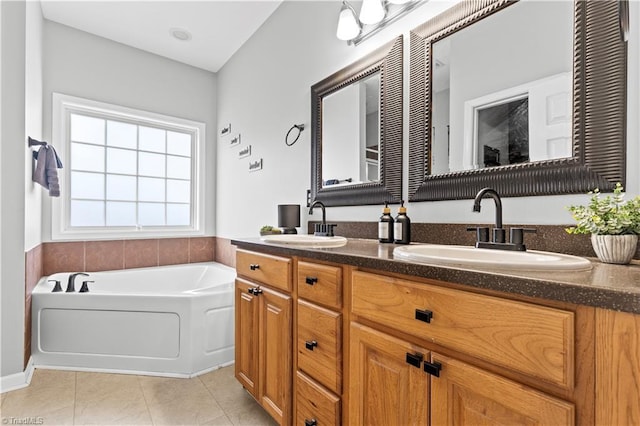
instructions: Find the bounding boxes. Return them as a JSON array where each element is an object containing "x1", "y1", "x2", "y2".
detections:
[
  {"x1": 25, "y1": 1, "x2": 43, "y2": 251},
  {"x1": 1, "y1": 0, "x2": 27, "y2": 378},
  {"x1": 41, "y1": 21, "x2": 218, "y2": 240},
  {"x1": 216, "y1": 0, "x2": 640, "y2": 237}
]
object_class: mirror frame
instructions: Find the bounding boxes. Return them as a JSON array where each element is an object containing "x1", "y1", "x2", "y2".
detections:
[
  {"x1": 408, "y1": 0, "x2": 627, "y2": 201},
  {"x1": 311, "y1": 36, "x2": 403, "y2": 207}
]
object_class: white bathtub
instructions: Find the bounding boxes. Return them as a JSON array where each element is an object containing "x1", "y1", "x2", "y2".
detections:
[{"x1": 31, "y1": 262, "x2": 236, "y2": 378}]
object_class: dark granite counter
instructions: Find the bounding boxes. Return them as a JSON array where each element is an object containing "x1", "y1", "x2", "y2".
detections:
[{"x1": 231, "y1": 237, "x2": 640, "y2": 315}]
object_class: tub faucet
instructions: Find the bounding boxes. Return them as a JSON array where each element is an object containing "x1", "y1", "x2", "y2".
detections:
[
  {"x1": 308, "y1": 200, "x2": 337, "y2": 237},
  {"x1": 67, "y1": 272, "x2": 89, "y2": 292}
]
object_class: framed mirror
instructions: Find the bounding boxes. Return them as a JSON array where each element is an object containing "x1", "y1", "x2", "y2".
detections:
[
  {"x1": 408, "y1": 0, "x2": 627, "y2": 201},
  {"x1": 311, "y1": 36, "x2": 403, "y2": 206}
]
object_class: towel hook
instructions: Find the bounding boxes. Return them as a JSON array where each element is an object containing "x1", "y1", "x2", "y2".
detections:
[
  {"x1": 28, "y1": 136, "x2": 48, "y2": 147},
  {"x1": 285, "y1": 124, "x2": 305, "y2": 147}
]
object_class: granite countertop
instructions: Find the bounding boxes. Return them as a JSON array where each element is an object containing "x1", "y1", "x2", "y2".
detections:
[{"x1": 231, "y1": 237, "x2": 640, "y2": 315}]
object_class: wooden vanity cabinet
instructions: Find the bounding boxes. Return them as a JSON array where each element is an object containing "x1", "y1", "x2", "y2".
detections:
[
  {"x1": 235, "y1": 250, "x2": 293, "y2": 425},
  {"x1": 295, "y1": 260, "x2": 344, "y2": 426},
  {"x1": 349, "y1": 270, "x2": 581, "y2": 426}
]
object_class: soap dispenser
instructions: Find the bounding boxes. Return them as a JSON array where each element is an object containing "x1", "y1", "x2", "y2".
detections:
[
  {"x1": 378, "y1": 201, "x2": 394, "y2": 243},
  {"x1": 394, "y1": 200, "x2": 411, "y2": 244}
]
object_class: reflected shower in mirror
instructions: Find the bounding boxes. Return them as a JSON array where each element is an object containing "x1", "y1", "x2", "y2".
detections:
[
  {"x1": 322, "y1": 72, "x2": 380, "y2": 186},
  {"x1": 430, "y1": 0, "x2": 573, "y2": 174}
]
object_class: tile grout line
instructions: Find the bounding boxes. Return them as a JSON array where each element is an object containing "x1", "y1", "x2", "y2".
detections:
[
  {"x1": 197, "y1": 373, "x2": 233, "y2": 425},
  {"x1": 137, "y1": 375, "x2": 155, "y2": 425}
]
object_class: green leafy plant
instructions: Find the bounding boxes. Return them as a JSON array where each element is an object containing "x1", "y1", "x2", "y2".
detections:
[
  {"x1": 566, "y1": 183, "x2": 640, "y2": 235},
  {"x1": 260, "y1": 225, "x2": 281, "y2": 234}
]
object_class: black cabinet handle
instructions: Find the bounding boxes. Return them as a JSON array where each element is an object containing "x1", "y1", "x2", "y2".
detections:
[
  {"x1": 405, "y1": 352, "x2": 423, "y2": 368},
  {"x1": 305, "y1": 276, "x2": 318, "y2": 285},
  {"x1": 247, "y1": 287, "x2": 262, "y2": 295},
  {"x1": 415, "y1": 309, "x2": 433, "y2": 323},
  {"x1": 249, "y1": 264, "x2": 260, "y2": 270},
  {"x1": 423, "y1": 361, "x2": 442, "y2": 377},
  {"x1": 305, "y1": 340, "x2": 318, "y2": 351},
  {"x1": 304, "y1": 419, "x2": 318, "y2": 426}
]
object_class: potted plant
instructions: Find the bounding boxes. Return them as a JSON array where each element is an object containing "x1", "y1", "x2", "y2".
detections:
[
  {"x1": 260, "y1": 225, "x2": 282, "y2": 236},
  {"x1": 566, "y1": 183, "x2": 640, "y2": 264}
]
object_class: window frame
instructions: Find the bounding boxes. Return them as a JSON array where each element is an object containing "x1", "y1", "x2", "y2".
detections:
[{"x1": 51, "y1": 93, "x2": 206, "y2": 240}]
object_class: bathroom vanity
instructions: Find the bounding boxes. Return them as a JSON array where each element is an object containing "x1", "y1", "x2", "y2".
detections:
[{"x1": 232, "y1": 238, "x2": 640, "y2": 425}]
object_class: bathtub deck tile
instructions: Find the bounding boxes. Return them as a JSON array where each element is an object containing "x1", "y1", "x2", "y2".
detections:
[{"x1": 158, "y1": 238, "x2": 189, "y2": 266}]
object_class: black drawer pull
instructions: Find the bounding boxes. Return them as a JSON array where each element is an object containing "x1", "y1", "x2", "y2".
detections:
[
  {"x1": 305, "y1": 276, "x2": 318, "y2": 285},
  {"x1": 424, "y1": 361, "x2": 442, "y2": 377},
  {"x1": 249, "y1": 264, "x2": 260, "y2": 270},
  {"x1": 305, "y1": 419, "x2": 318, "y2": 426},
  {"x1": 305, "y1": 340, "x2": 318, "y2": 351},
  {"x1": 405, "y1": 352, "x2": 423, "y2": 368},
  {"x1": 248, "y1": 287, "x2": 262, "y2": 295},
  {"x1": 415, "y1": 309, "x2": 433, "y2": 323}
]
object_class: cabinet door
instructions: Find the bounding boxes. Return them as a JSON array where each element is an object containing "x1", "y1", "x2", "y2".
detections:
[
  {"x1": 350, "y1": 323, "x2": 429, "y2": 426},
  {"x1": 431, "y1": 353, "x2": 575, "y2": 425},
  {"x1": 235, "y1": 279, "x2": 259, "y2": 398},
  {"x1": 260, "y1": 286, "x2": 293, "y2": 425}
]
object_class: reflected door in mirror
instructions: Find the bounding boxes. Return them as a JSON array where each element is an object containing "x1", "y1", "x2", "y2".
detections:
[{"x1": 430, "y1": 0, "x2": 573, "y2": 174}]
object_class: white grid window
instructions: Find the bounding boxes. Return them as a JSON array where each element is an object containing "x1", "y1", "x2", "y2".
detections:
[{"x1": 52, "y1": 93, "x2": 205, "y2": 240}]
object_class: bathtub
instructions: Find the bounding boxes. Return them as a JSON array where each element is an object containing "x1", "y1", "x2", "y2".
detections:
[{"x1": 31, "y1": 262, "x2": 236, "y2": 378}]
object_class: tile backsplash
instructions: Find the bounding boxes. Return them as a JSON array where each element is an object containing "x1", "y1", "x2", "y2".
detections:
[{"x1": 42, "y1": 237, "x2": 215, "y2": 275}]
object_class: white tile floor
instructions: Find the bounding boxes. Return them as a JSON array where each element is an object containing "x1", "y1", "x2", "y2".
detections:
[{"x1": 1, "y1": 366, "x2": 277, "y2": 426}]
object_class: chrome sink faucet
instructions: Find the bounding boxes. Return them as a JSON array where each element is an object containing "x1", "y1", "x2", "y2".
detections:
[
  {"x1": 309, "y1": 200, "x2": 337, "y2": 237},
  {"x1": 470, "y1": 188, "x2": 535, "y2": 251}
]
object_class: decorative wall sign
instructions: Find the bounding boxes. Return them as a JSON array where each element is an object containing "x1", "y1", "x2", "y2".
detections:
[
  {"x1": 220, "y1": 124, "x2": 231, "y2": 136},
  {"x1": 239, "y1": 145, "x2": 252, "y2": 158},
  {"x1": 249, "y1": 158, "x2": 263, "y2": 172},
  {"x1": 229, "y1": 134, "x2": 241, "y2": 147}
]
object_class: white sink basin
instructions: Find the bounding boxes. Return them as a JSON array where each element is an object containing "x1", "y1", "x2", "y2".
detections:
[
  {"x1": 393, "y1": 244, "x2": 592, "y2": 272},
  {"x1": 260, "y1": 234, "x2": 348, "y2": 248}
]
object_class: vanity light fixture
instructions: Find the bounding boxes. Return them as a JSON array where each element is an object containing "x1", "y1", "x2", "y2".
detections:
[
  {"x1": 337, "y1": 0, "x2": 425, "y2": 46},
  {"x1": 336, "y1": 1, "x2": 361, "y2": 41},
  {"x1": 359, "y1": 0, "x2": 386, "y2": 25}
]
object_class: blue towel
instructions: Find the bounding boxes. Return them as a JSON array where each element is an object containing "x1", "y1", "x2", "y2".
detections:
[{"x1": 33, "y1": 143, "x2": 63, "y2": 197}]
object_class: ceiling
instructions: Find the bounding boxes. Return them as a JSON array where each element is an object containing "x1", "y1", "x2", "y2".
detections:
[{"x1": 40, "y1": 0, "x2": 284, "y2": 73}]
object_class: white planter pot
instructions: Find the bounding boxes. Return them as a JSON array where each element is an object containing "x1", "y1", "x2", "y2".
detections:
[{"x1": 590, "y1": 234, "x2": 638, "y2": 264}]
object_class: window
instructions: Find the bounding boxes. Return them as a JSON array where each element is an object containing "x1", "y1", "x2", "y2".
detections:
[{"x1": 52, "y1": 93, "x2": 205, "y2": 240}]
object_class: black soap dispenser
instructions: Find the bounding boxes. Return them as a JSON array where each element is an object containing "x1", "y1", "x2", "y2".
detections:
[
  {"x1": 394, "y1": 200, "x2": 411, "y2": 244},
  {"x1": 378, "y1": 201, "x2": 394, "y2": 243}
]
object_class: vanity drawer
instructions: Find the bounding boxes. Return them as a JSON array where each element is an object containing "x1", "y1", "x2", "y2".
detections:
[
  {"x1": 296, "y1": 371, "x2": 341, "y2": 426},
  {"x1": 236, "y1": 249, "x2": 292, "y2": 292},
  {"x1": 351, "y1": 271, "x2": 574, "y2": 389},
  {"x1": 297, "y1": 261, "x2": 342, "y2": 309},
  {"x1": 297, "y1": 299, "x2": 342, "y2": 394}
]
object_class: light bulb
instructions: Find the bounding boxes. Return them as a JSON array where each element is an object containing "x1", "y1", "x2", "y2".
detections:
[
  {"x1": 359, "y1": 0, "x2": 386, "y2": 25},
  {"x1": 336, "y1": 2, "x2": 361, "y2": 41}
]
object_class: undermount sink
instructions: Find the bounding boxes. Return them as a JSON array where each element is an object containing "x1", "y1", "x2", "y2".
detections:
[
  {"x1": 260, "y1": 234, "x2": 348, "y2": 248},
  {"x1": 393, "y1": 244, "x2": 592, "y2": 272}
]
